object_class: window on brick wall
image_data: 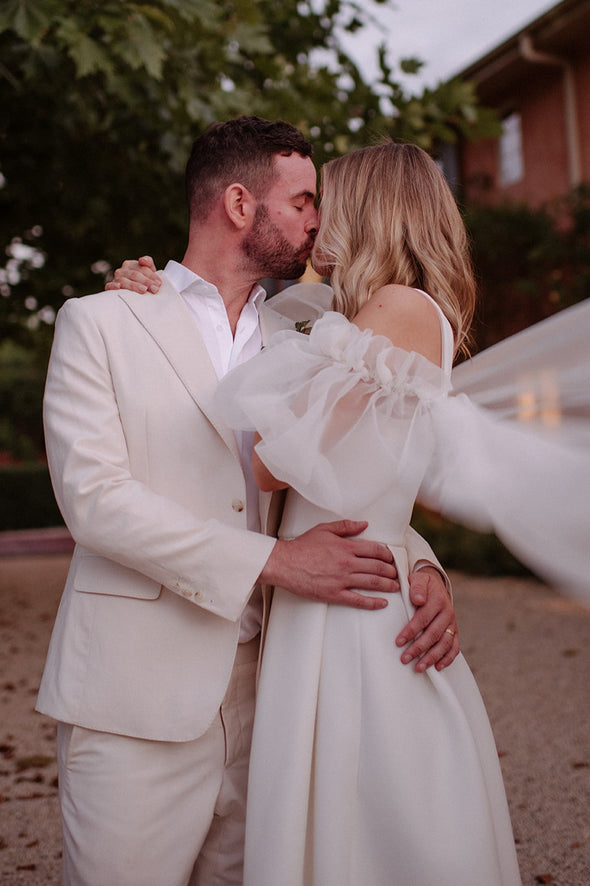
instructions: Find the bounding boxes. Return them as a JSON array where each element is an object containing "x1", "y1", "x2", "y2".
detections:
[
  {"x1": 499, "y1": 112, "x2": 524, "y2": 186},
  {"x1": 436, "y1": 142, "x2": 460, "y2": 193}
]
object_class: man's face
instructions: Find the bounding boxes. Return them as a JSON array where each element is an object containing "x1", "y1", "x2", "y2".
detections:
[{"x1": 242, "y1": 153, "x2": 318, "y2": 280}]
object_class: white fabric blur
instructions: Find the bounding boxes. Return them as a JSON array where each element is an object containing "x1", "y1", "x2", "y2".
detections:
[{"x1": 423, "y1": 297, "x2": 590, "y2": 603}]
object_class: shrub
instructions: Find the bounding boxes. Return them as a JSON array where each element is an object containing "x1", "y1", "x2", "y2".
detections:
[
  {"x1": 0, "y1": 465, "x2": 63, "y2": 531},
  {"x1": 411, "y1": 506, "x2": 532, "y2": 579},
  {"x1": 464, "y1": 185, "x2": 590, "y2": 351}
]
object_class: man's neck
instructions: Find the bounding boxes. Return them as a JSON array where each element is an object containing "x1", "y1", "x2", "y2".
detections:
[{"x1": 180, "y1": 245, "x2": 259, "y2": 336}]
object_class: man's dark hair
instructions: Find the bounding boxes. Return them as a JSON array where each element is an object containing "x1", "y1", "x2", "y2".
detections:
[{"x1": 185, "y1": 116, "x2": 313, "y2": 222}]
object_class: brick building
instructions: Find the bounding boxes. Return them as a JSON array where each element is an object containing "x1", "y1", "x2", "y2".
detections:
[{"x1": 456, "y1": 0, "x2": 590, "y2": 208}]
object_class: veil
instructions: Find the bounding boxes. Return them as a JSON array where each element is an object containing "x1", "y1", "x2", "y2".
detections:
[
  {"x1": 423, "y1": 298, "x2": 590, "y2": 604},
  {"x1": 452, "y1": 300, "x2": 590, "y2": 437},
  {"x1": 265, "y1": 286, "x2": 590, "y2": 603}
]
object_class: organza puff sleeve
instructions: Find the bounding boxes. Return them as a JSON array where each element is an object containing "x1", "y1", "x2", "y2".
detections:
[
  {"x1": 216, "y1": 304, "x2": 590, "y2": 602},
  {"x1": 217, "y1": 311, "x2": 450, "y2": 516}
]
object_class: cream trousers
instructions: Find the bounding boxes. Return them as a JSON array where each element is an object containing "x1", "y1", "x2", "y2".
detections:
[{"x1": 57, "y1": 637, "x2": 259, "y2": 886}]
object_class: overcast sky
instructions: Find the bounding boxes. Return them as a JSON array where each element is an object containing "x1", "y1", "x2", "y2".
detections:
[{"x1": 338, "y1": 0, "x2": 558, "y2": 91}]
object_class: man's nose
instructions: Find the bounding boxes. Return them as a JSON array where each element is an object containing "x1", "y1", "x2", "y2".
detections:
[{"x1": 305, "y1": 210, "x2": 319, "y2": 236}]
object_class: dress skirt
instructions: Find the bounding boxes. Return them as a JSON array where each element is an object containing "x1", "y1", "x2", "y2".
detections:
[{"x1": 243, "y1": 541, "x2": 521, "y2": 886}]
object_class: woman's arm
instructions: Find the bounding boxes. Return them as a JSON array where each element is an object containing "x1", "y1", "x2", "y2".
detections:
[{"x1": 253, "y1": 433, "x2": 289, "y2": 491}]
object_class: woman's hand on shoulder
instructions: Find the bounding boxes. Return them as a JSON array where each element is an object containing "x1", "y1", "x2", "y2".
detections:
[
  {"x1": 105, "y1": 255, "x2": 161, "y2": 294},
  {"x1": 353, "y1": 284, "x2": 442, "y2": 367}
]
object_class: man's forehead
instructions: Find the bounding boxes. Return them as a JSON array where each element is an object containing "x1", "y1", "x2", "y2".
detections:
[{"x1": 272, "y1": 153, "x2": 317, "y2": 196}]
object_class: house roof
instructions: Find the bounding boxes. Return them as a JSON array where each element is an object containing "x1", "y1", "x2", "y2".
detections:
[{"x1": 457, "y1": 0, "x2": 590, "y2": 103}]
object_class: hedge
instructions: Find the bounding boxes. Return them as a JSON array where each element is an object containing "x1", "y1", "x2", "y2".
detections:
[
  {"x1": 411, "y1": 506, "x2": 532, "y2": 579},
  {"x1": 0, "y1": 465, "x2": 64, "y2": 531}
]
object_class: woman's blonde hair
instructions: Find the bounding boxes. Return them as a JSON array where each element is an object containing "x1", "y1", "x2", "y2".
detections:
[{"x1": 315, "y1": 141, "x2": 476, "y2": 357}]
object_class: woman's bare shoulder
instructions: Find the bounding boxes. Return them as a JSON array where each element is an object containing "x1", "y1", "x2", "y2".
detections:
[{"x1": 353, "y1": 284, "x2": 442, "y2": 365}]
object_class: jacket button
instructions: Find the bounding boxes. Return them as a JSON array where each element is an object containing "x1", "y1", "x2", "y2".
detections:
[{"x1": 232, "y1": 499, "x2": 245, "y2": 512}]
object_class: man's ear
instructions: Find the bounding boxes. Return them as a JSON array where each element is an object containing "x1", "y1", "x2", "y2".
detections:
[{"x1": 223, "y1": 183, "x2": 256, "y2": 230}]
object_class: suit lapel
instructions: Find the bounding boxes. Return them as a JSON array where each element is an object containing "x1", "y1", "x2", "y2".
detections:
[
  {"x1": 118, "y1": 277, "x2": 240, "y2": 460},
  {"x1": 259, "y1": 299, "x2": 295, "y2": 343},
  {"x1": 259, "y1": 282, "x2": 334, "y2": 345}
]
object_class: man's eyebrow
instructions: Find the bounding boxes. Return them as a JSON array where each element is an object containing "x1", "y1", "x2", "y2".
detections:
[{"x1": 292, "y1": 189, "x2": 316, "y2": 201}]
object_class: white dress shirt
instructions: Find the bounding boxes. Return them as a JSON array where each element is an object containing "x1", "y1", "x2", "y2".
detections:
[{"x1": 164, "y1": 260, "x2": 266, "y2": 641}]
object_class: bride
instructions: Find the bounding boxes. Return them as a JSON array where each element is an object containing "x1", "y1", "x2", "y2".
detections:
[{"x1": 215, "y1": 141, "x2": 589, "y2": 885}]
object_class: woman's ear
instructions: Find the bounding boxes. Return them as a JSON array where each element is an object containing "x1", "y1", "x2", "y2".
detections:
[{"x1": 223, "y1": 183, "x2": 256, "y2": 230}]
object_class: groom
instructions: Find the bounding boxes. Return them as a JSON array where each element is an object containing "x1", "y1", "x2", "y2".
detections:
[{"x1": 39, "y1": 116, "x2": 458, "y2": 886}]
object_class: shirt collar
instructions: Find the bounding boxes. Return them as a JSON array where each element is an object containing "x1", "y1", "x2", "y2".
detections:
[{"x1": 164, "y1": 260, "x2": 266, "y2": 311}]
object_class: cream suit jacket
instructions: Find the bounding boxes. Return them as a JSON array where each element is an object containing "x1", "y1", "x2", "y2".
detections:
[{"x1": 37, "y1": 276, "x2": 445, "y2": 742}]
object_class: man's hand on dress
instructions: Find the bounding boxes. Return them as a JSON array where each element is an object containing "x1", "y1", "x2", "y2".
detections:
[
  {"x1": 395, "y1": 566, "x2": 459, "y2": 672},
  {"x1": 259, "y1": 520, "x2": 400, "y2": 611}
]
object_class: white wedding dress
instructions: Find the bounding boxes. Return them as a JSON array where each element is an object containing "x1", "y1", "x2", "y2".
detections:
[{"x1": 216, "y1": 286, "x2": 590, "y2": 886}]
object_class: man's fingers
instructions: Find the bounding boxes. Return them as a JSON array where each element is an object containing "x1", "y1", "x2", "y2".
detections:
[
  {"x1": 321, "y1": 521, "x2": 396, "y2": 567},
  {"x1": 262, "y1": 526, "x2": 400, "y2": 609},
  {"x1": 334, "y1": 591, "x2": 389, "y2": 610},
  {"x1": 353, "y1": 542, "x2": 396, "y2": 566},
  {"x1": 349, "y1": 565, "x2": 399, "y2": 592},
  {"x1": 321, "y1": 519, "x2": 368, "y2": 537},
  {"x1": 315, "y1": 520, "x2": 397, "y2": 572}
]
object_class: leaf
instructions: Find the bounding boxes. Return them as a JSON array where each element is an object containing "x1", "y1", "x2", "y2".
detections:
[
  {"x1": 55, "y1": 19, "x2": 114, "y2": 78},
  {"x1": 0, "y1": 0, "x2": 53, "y2": 43},
  {"x1": 126, "y1": 3, "x2": 176, "y2": 33},
  {"x1": 160, "y1": 0, "x2": 221, "y2": 28},
  {"x1": 123, "y1": 14, "x2": 168, "y2": 78},
  {"x1": 400, "y1": 57, "x2": 423, "y2": 75},
  {"x1": 228, "y1": 21, "x2": 274, "y2": 57}
]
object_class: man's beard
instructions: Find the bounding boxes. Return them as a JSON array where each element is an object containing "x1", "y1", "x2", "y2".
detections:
[{"x1": 242, "y1": 204, "x2": 313, "y2": 280}]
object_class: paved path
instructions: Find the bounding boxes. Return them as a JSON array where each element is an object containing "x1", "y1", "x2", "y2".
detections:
[{"x1": 0, "y1": 541, "x2": 589, "y2": 885}]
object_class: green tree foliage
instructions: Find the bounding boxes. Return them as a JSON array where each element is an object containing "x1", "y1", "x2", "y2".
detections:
[
  {"x1": 0, "y1": 0, "x2": 501, "y2": 471},
  {"x1": 0, "y1": 0, "x2": 497, "y2": 344}
]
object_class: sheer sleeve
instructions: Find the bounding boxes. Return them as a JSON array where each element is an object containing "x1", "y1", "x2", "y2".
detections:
[
  {"x1": 217, "y1": 312, "x2": 450, "y2": 514},
  {"x1": 217, "y1": 302, "x2": 590, "y2": 602},
  {"x1": 420, "y1": 299, "x2": 590, "y2": 602}
]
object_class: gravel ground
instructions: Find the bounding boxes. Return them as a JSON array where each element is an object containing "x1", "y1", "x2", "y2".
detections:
[{"x1": 0, "y1": 552, "x2": 589, "y2": 885}]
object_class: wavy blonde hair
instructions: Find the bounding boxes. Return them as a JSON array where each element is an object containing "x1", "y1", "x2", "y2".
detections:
[{"x1": 315, "y1": 141, "x2": 476, "y2": 357}]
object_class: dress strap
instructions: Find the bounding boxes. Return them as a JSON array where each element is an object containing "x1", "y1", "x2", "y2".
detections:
[{"x1": 414, "y1": 289, "x2": 454, "y2": 375}]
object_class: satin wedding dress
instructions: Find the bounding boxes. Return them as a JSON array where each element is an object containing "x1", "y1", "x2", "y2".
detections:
[{"x1": 217, "y1": 285, "x2": 589, "y2": 886}]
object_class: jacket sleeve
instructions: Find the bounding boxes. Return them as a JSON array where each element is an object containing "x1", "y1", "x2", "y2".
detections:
[{"x1": 43, "y1": 297, "x2": 275, "y2": 622}]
